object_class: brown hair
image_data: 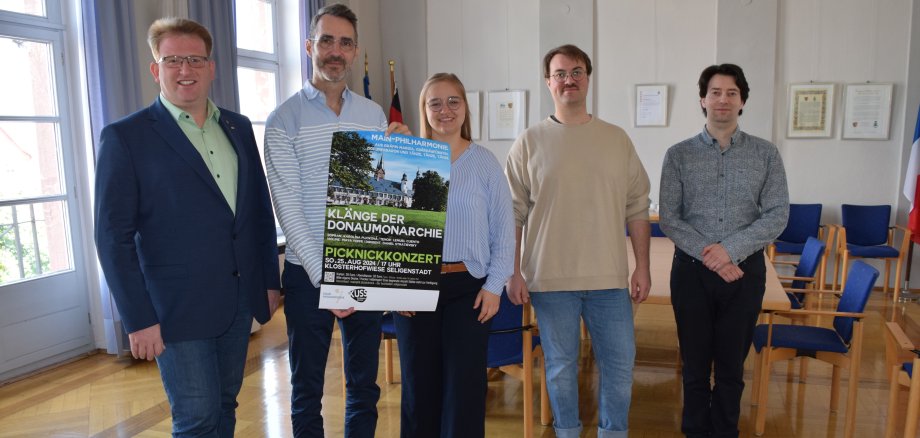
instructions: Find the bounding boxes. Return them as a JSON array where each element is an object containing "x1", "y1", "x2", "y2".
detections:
[
  {"x1": 698, "y1": 63, "x2": 750, "y2": 116},
  {"x1": 418, "y1": 73, "x2": 472, "y2": 141},
  {"x1": 542, "y1": 44, "x2": 593, "y2": 78},
  {"x1": 147, "y1": 17, "x2": 213, "y2": 61}
]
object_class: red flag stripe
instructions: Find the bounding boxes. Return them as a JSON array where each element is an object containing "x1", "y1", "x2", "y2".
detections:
[
  {"x1": 389, "y1": 89, "x2": 403, "y2": 124},
  {"x1": 911, "y1": 175, "x2": 920, "y2": 244}
]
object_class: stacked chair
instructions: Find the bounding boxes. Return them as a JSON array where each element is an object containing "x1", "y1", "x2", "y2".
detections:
[
  {"x1": 750, "y1": 260, "x2": 879, "y2": 438},
  {"x1": 883, "y1": 321, "x2": 920, "y2": 438}
]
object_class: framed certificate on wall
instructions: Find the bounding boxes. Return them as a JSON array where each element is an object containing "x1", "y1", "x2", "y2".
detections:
[
  {"x1": 635, "y1": 84, "x2": 668, "y2": 127},
  {"x1": 487, "y1": 90, "x2": 526, "y2": 140},
  {"x1": 787, "y1": 83, "x2": 835, "y2": 138},
  {"x1": 842, "y1": 83, "x2": 893, "y2": 140}
]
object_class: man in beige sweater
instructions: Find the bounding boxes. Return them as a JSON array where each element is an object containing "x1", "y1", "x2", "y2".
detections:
[{"x1": 505, "y1": 44, "x2": 651, "y2": 438}]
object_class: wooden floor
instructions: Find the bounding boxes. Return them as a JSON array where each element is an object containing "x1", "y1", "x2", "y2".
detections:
[{"x1": 1, "y1": 292, "x2": 918, "y2": 437}]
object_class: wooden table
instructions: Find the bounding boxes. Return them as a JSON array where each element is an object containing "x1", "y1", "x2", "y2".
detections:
[{"x1": 627, "y1": 237, "x2": 790, "y2": 311}]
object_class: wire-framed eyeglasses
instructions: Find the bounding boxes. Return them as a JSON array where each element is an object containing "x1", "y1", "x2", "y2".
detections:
[
  {"x1": 158, "y1": 55, "x2": 210, "y2": 69},
  {"x1": 427, "y1": 97, "x2": 462, "y2": 112},
  {"x1": 311, "y1": 35, "x2": 357, "y2": 52},
  {"x1": 549, "y1": 69, "x2": 586, "y2": 83}
]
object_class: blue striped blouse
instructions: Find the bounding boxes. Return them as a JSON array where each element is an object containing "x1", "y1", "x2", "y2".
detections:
[{"x1": 442, "y1": 143, "x2": 515, "y2": 295}]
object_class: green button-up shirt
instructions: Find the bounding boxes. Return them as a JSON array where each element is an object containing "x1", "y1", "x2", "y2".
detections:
[{"x1": 161, "y1": 96, "x2": 238, "y2": 214}]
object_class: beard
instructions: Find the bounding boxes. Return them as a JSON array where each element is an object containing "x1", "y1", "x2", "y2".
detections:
[{"x1": 315, "y1": 55, "x2": 350, "y2": 82}]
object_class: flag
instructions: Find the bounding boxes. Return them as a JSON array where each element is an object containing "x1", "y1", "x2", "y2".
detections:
[
  {"x1": 363, "y1": 70, "x2": 371, "y2": 99},
  {"x1": 389, "y1": 88, "x2": 403, "y2": 124},
  {"x1": 903, "y1": 105, "x2": 920, "y2": 243}
]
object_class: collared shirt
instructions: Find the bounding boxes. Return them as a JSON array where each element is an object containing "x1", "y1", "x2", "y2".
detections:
[
  {"x1": 264, "y1": 81, "x2": 387, "y2": 286},
  {"x1": 442, "y1": 143, "x2": 515, "y2": 295},
  {"x1": 161, "y1": 95, "x2": 238, "y2": 214},
  {"x1": 659, "y1": 125, "x2": 789, "y2": 264}
]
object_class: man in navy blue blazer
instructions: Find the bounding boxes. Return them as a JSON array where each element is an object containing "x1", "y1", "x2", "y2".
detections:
[{"x1": 94, "y1": 18, "x2": 280, "y2": 437}]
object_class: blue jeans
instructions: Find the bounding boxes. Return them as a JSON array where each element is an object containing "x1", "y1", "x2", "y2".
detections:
[
  {"x1": 530, "y1": 289, "x2": 634, "y2": 438},
  {"x1": 283, "y1": 261, "x2": 382, "y2": 438},
  {"x1": 155, "y1": 289, "x2": 252, "y2": 438}
]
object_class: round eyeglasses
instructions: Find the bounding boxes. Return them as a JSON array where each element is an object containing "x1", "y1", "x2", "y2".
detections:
[
  {"x1": 427, "y1": 97, "x2": 462, "y2": 112},
  {"x1": 549, "y1": 69, "x2": 586, "y2": 83}
]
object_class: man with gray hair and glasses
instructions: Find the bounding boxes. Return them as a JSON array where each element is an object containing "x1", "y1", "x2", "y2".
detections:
[{"x1": 264, "y1": 3, "x2": 408, "y2": 437}]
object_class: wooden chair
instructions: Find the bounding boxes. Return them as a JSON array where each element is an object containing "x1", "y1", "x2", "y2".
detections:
[
  {"x1": 833, "y1": 204, "x2": 911, "y2": 303},
  {"x1": 769, "y1": 236, "x2": 828, "y2": 384},
  {"x1": 381, "y1": 312, "x2": 398, "y2": 384},
  {"x1": 883, "y1": 321, "x2": 920, "y2": 438},
  {"x1": 776, "y1": 236, "x2": 827, "y2": 311},
  {"x1": 487, "y1": 294, "x2": 549, "y2": 438},
  {"x1": 779, "y1": 224, "x2": 835, "y2": 291},
  {"x1": 750, "y1": 260, "x2": 879, "y2": 438}
]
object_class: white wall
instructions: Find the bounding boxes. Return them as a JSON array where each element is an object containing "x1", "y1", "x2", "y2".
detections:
[
  {"x1": 425, "y1": 0, "x2": 541, "y2": 161},
  {"x1": 540, "y1": 0, "x2": 594, "y2": 119},
  {"x1": 598, "y1": 0, "x2": 718, "y2": 205},
  {"x1": 380, "y1": 0, "x2": 427, "y2": 135},
  {"x1": 775, "y1": 0, "x2": 911, "y2": 224},
  {"x1": 346, "y1": 0, "x2": 427, "y2": 135}
]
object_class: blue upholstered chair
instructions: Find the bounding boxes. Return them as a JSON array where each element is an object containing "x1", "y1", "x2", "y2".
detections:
[
  {"x1": 777, "y1": 236, "x2": 826, "y2": 310},
  {"x1": 750, "y1": 260, "x2": 879, "y2": 438},
  {"x1": 772, "y1": 236, "x2": 829, "y2": 383},
  {"x1": 487, "y1": 292, "x2": 547, "y2": 438},
  {"x1": 883, "y1": 321, "x2": 920, "y2": 438},
  {"x1": 834, "y1": 204, "x2": 912, "y2": 303},
  {"x1": 768, "y1": 203, "x2": 824, "y2": 260}
]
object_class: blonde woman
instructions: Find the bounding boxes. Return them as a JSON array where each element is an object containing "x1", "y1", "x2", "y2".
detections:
[{"x1": 394, "y1": 73, "x2": 514, "y2": 437}]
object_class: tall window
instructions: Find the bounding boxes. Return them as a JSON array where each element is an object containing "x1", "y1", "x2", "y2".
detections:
[
  {"x1": 0, "y1": 3, "x2": 74, "y2": 286},
  {"x1": 235, "y1": 0, "x2": 280, "y2": 159},
  {"x1": 0, "y1": 0, "x2": 93, "y2": 380}
]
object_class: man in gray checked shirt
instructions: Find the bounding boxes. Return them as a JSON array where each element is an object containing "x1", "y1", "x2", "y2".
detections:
[{"x1": 659, "y1": 64, "x2": 789, "y2": 438}]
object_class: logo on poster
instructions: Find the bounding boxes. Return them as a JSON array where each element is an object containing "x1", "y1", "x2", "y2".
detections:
[{"x1": 350, "y1": 288, "x2": 368, "y2": 303}]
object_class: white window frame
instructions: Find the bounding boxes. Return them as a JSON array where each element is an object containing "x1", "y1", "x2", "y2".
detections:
[{"x1": 235, "y1": 0, "x2": 282, "y2": 129}]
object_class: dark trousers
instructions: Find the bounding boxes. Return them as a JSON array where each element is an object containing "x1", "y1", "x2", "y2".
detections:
[
  {"x1": 283, "y1": 261, "x2": 382, "y2": 438},
  {"x1": 670, "y1": 249, "x2": 766, "y2": 438},
  {"x1": 394, "y1": 272, "x2": 491, "y2": 438}
]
